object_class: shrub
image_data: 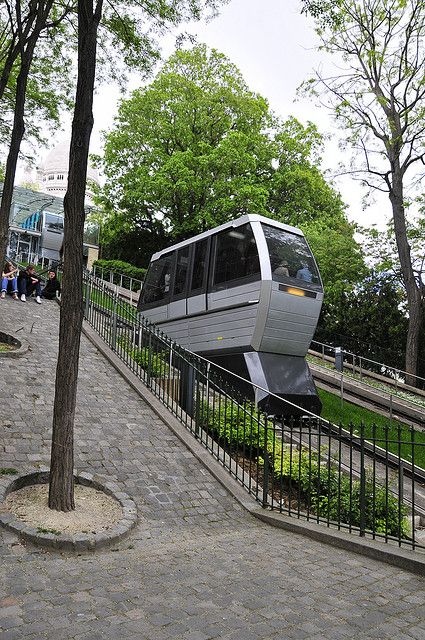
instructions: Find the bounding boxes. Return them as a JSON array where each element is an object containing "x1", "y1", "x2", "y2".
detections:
[
  {"x1": 280, "y1": 448, "x2": 409, "y2": 538},
  {"x1": 197, "y1": 399, "x2": 409, "y2": 539},
  {"x1": 130, "y1": 346, "x2": 169, "y2": 378}
]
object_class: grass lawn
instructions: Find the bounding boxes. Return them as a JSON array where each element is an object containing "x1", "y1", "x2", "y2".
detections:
[
  {"x1": 318, "y1": 387, "x2": 425, "y2": 469},
  {"x1": 86, "y1": 287, "x2": 138, "y2": 323}
]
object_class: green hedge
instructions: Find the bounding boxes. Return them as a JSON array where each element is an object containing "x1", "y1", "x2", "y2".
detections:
[
  {"x1": 131, "y1": 346, "x2": 169, "y2": 378},
  {"x1": 197, "y1": 399, "x2": 409, "y2": 538},
  {"x1": 93, "y1": 259, "x2": 146, "y2": 283}
]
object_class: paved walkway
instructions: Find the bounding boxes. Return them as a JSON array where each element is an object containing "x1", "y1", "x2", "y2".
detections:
[{"x1": 0, "y1": 297, "x2": 424, "y2": 640}]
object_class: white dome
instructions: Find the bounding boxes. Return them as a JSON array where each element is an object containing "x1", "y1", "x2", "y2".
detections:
[{"x1": 38, "y1": 140, "x2": 100, "y2": 184}]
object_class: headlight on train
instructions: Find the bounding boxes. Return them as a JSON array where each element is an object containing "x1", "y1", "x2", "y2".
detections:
[
  {"x1": 286, "y1": 287, "x2": 306, "y2": 297},
  {"x1": 279, "y1": 284, "x2": 317, "y2": 299}
]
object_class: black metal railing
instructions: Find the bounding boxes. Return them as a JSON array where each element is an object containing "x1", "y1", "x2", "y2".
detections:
[{"x1": 83, "y1": 272, "x2": 425, "y2": 552}]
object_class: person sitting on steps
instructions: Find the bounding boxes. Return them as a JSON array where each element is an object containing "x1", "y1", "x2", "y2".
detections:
[
  {"x1": 18, "y1": 265, "x2": 42, "y2": 304},
  {"x1": 41, "y1": 270, "x2": 61, "y2": 300},
  {"x1": 1, "y1": 260, "x2": 19, "y2": 299}
]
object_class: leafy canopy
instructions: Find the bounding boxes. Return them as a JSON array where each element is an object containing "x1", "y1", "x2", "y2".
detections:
[{"x1": 97, "y1": 43, "x2": 365, "y2": 300}]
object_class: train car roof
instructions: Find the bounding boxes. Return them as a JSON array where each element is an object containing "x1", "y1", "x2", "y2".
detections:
[{"x1": 150, "y1": 214, "x2": 305, "y2": 262}]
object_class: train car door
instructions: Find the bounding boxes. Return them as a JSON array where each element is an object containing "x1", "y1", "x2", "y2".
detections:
[
  {"x1": 168, "y1": 246, "x2": 190, "y2": 319},
  {"x1": 207, "y1": 223, "x2": 261, "y2": 310},
  {"x1": 187, "y1": 238, "x2": 210, "y2": 316}
]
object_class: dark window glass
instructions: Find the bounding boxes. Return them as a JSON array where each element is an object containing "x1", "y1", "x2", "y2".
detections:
[
  {"x1": 140, "y1": 254, "x2": 173, "y2": 305},
  {"x1": 44, "y1": 213, "x2": 64, "y2": 233},
  {"x1": 262, "y1": 224, "x2": 321, "y2": 287},
  {"x1": 213, "y1": 224, "x2": 260, "y2": 288},
  {"x1": 173, "y1": 246, "x2": 190, "y2": 296},
  {"x1": 190, "y1": 239, "x2": 207, "y2": 292}
]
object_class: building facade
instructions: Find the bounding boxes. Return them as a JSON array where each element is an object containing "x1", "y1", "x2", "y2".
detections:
[
  {"x1": 4, "y1": 185, "x2": 99, "y2": 269},
  {"x1": 4, "y1": 141, "x2": 100, "y2": 269}
]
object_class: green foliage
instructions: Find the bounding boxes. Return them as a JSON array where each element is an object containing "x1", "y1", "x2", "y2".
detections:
[
  {"x1": 316, "y1": 271, "x2": 408, "y2": 369},
  {"x1": 197, "y1": 399, "x2": 267, "y2": 451},
  {"x1": 318, "y1": 388, "x2": 425, "y2": 469},
  {"x1": 93, "y1": 259, "x2": 146, "y2": 283},
  {"x1": 96, "y1": 44, "x2": 365, "y2": 300},
  {"x1": 0, "y1": 467, "x2": 18, "y2": 475},
  {"x1": 281, "y1": 448, "x2": 409, "y2": 538},
  {"x1": 197, "y1": 398, "x2": 409, "y2": 538},
  {"x1": 120, "y1": 340, "x2": 170, "y2": 378}
]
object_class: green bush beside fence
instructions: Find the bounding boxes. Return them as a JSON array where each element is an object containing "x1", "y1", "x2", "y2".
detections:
[{"x1": 197, "y1": 399, "x2": 409, "y2": 538}]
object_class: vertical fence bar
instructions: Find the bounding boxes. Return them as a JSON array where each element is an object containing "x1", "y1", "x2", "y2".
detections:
[
  {"x1": 262, "y1": 415, "x2": 269, "y2": 508},
  {"x1": 411, "y1": 427, "x2": 416, "y2": 550},
  {"x1": 359, "y1": 423, "x2": 366, "y2": 537}
]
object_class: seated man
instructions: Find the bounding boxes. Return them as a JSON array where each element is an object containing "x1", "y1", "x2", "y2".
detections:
[
  {"x1": 18, "y1": 265, "x2": 42, "y2": 304},
  {"x1": 296, "y1": 263, "x2": 313, "y2": 283},
  {"x1": 41, "y1": 270, "x2": 61, "y2": 300},
  {"x1": 273, "y1": 260, "x2": 290, "y2": 278}
]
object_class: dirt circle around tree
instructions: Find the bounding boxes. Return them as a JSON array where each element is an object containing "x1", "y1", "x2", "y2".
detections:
[
  {"x1": 0, "y1": 329, "x2": 29, "y2": 357},
  {"x1": 5, "y1": 484, "x2": 122, "y2": 534},
  {"x1": 0, "y1": 471, "x2": 137, "y2": 551}
]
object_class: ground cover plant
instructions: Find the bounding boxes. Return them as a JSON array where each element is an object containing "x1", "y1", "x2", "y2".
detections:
[{"x1": 196, "y1": 398, "x2": 409, "y2": 539}]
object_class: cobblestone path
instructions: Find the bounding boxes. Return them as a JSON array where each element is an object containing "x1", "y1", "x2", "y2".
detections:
[{"x1": 1, "y1": 298, "x2": 424, "y2": 639}]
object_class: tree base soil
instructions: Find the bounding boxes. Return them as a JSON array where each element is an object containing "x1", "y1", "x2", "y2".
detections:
[{"x1": 4, "y1": 484, "x2": 122, "y2": 534}]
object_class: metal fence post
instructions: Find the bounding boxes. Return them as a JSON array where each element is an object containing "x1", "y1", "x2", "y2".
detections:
[
  {"x1": 359, "y1": 423, "x2": 366, "y2": 537},
  {"x1": 84, "y1": 277, "x2": 91, "y2": 319},
  {"x1": 262, "y1": 416, "x2": 269, "y2": 508},
  {"x1": 111, "y1": 296, "x2": 118, "y2": 350}
]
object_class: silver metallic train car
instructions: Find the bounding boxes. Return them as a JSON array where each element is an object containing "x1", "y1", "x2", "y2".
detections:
[{"x1": 137, "y1": 214, "x2": 323, "y2": 415}]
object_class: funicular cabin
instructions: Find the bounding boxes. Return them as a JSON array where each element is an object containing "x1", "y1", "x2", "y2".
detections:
[{"x1": 138, "y1": 214, "x2": 324, "y2": 415}]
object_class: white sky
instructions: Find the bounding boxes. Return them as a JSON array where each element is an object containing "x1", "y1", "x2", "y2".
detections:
[{"x1": 26, "y1": 0, "x2": 390, "y2": 229}]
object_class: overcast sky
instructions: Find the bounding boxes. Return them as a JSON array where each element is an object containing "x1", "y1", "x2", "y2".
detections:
[{"x1": 33, "y1": 0, "x2": 388, "y2": 228}]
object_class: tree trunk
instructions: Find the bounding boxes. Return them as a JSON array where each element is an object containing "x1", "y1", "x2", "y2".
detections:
[
  {"x1": 0, "y1": 44, "x2": 36, "y2": 262},
  {"x1": 389, "y1": 166, "x2": 423, "y2": 384},
  {"x1": 49, "y1": 0, "x2": 103, "y2": 511}
]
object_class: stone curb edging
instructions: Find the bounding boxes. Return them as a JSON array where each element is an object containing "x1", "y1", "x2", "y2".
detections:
[
  {"x1": 81, "y1": 321, "x2": 425, "y2": 577},
  {"x1": 0, "y1": 468, "x2": 137, "y2": 552},
  {"x1": 0, "y1": 328, "x2": 29, "y2": 358}
]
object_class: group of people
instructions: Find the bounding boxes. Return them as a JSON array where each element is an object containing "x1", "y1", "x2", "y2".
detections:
[
  {"x1": 273, "y1": 259, "x2": 314, "y2": 282},
  {"x1": 1, "y1": 261, "x2": 61, "y2": 304}
]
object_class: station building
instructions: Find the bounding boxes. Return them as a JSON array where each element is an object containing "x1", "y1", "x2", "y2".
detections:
[{"x1": 3, "y1": 141, "x2": 100, "y2": 269}]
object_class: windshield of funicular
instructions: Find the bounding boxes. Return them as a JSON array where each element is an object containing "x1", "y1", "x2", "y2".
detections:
[{"x1": 262, "y1": 224, "x2": 321, "y2": 288}]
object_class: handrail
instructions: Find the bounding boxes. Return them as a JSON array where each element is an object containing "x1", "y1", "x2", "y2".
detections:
[{"x1": 311, "y1": 339, "x2": 425, "y2": 390}]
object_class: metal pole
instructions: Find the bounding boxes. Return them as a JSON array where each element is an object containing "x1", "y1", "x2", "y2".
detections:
[
  {"x1": 84, "y1": 277, "x2": 91, "y2": 319},
  {"x1": 262, "y1": 417, "x2": 269, "y2": 508},
  {"x1": 359, "y1": 424, "x2": 366, "y2": 537},
  {"x1": 111, "y1": 296, "x2": 118, "y2": 350}
]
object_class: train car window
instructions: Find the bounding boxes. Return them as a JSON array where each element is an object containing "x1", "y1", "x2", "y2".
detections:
[
  {"x1": 139, "y1": 253, "x2": 173, "y2": 306},
  {"x1": 173, "y1": 246, "x2": 190, "y2": 297},
  {"x1": 212, "y1": 224, "x2": 260, "y2": 289},
  {"x1": 189, "y1": 239, "x2": 208, "y2": 293},
  {"x1": 262, "y1": 224, "x2": 321, "y2": 288},
  {"x1": 44, "y1": 213, "x2": 64, "y2": 233}
]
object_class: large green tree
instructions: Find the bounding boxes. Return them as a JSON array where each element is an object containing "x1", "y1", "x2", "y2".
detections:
[
  {"x1": 97, "y1": 44, "x2": 365, "y2": 299},
  {"x1": 301, "y1": 0, "x2": 425, "y2": 381}
]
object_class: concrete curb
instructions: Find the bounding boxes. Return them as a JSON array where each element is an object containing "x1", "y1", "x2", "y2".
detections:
[
  {"x1": 0, "y1": 467, "x2": 137, "y2": 552},
  {"x1": 0, "y1": 328, "x2": 29, "y2": 358},
  {"x1": 82, "y1": 322, "x2": 425, "y2": 576}
]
